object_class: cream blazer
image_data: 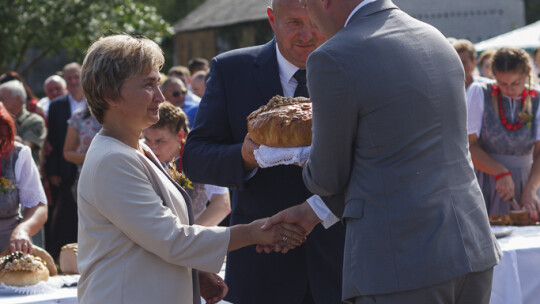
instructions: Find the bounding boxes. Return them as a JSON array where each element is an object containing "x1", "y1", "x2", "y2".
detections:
[{"x1": 77, "y1": 134, "x2": 230, "y2": 304}]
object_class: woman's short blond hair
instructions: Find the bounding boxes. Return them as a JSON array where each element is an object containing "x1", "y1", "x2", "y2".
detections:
[{"x1": 81, "y1": 34, "x2": 164, "y2": 124}]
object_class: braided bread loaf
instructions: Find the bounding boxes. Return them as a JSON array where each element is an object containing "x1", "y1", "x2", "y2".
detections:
[{"x1": 247, "y1": 95, "x2": 312, "y2": 147}]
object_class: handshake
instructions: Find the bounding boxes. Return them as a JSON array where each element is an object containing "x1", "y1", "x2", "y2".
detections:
[{"x1": 249, "y1": 202, "x2": 322, "y2": 254}]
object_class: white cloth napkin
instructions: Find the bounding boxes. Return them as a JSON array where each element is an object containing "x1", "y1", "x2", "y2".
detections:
[{"x1": 254, "y1": 145, "x2": 310, "y2": 168}]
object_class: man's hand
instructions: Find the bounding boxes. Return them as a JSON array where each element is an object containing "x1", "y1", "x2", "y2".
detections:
[
  {"x1": 241, "y1": 134, "x2": 260, "y2": 172},
  {"x1": 250, "y1": 218, "x2": 306, "y2": 253},
  {"x1": 256, "y1": 202, "x2": 321, "y2": 253},
  {"x1": 199, "y1": 271, "x2": 228, "y2": 304}
]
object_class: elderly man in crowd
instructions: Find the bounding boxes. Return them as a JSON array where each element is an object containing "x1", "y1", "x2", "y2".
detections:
[
  {"x1": 183, "y1": 0, "x2": 346, "y2": 303},
  {"x1": 37, "y1": 75, "x2": 67, "y2": 118},
  {"x1": 0, "y1": 79, "x2": 46, "y2": 164}
]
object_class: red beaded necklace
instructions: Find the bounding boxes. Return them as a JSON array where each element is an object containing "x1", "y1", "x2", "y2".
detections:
[{"x1": 491, "y1": 85, "x2": 534, "y2": 131}]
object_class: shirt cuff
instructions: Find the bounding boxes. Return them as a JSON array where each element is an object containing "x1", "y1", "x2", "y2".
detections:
[{"x1": 306, "y1": 195, "x2": 339, "y2": 229}]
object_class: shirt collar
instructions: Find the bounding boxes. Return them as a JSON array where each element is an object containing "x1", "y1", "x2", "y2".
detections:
[
  {"x1": 68, "y1": 93, "x2": 85, "y2": 104},
  {"x1": 345, "y1": 0, "x2": 377, "y2": 26},
  {"x1": 275, "y1": 42, "x2": 302, "y2": 84}
]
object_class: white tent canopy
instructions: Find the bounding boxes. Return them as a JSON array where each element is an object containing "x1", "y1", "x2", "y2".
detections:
[{"x1": 475, "y1": 20, "x2": 540, "y2": 52}]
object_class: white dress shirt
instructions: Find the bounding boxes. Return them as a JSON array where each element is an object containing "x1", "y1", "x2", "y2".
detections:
[
  {"x1": 345, "y1": 0, "x2": 377, "y2": 26},
  {"x1": 275, "y1": 44, "x2": 340, "y2": 228},
  {"x1": 68, "y1": 93, "x2": 86, "y2": 115}
]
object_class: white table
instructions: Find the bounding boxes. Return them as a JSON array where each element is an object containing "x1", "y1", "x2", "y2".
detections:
[
  {"x1": 0, "y1": 266, "x2": 230, "y2": 304},
  {"x1": 491, "y1": 226, "x2": 540, "y2": 304}
]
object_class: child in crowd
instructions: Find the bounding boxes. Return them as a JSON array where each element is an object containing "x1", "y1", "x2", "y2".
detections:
[{"x1": 143, "y1": 102, "x2": 231, "y2": 226}]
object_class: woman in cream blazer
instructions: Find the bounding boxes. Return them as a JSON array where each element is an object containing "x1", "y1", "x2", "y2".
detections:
[{"x1": 77, "y1": 34, "x2": 305, "y2": 304}]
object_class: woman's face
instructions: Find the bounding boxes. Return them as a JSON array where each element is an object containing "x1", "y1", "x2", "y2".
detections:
[
  {"x1": 480, "y1": 60, "x2": 493, "y2": 79},
  {"x1": 113, "y1": 68, "x2": 164, "y2": 130},
  {"x1": 495, "y1": 70, "x2": 528, "y2": 99},
  {"x1": 143, "y1": 127, "x2": 181, "y2": 163}
]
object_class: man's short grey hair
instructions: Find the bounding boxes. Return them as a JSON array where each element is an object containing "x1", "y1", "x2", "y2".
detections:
[
  {"x1": 160, "y1": 76, "x2": 186, "y2": 91},
  {"x1": 44, "y1": 75, "x2": 67, "y2": 89},
  {"x1": 0, "y1": 80, "x2": 27, "y2": 105}
]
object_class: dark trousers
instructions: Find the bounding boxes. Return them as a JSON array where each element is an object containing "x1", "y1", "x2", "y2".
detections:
[
  {"x1": 45, "y1": 183, "x2": 78, "y2": 259},
  {"x1": 354, "y1": 268, "x2": 494, "y2": 304}
]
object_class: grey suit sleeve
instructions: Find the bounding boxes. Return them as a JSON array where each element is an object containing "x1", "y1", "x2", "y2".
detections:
[{"x1": 303, "y1": 50, "x2": 357, "y2": 217}]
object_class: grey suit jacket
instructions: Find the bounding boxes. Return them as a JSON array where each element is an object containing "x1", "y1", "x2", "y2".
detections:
[{"x1": 303, "y1": 0, "x2": 501, "y2": 300}]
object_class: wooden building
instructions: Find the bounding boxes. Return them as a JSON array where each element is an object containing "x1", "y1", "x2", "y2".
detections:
[{"x1": 173, "y1": 0, "x2": 525, "y2": 66}]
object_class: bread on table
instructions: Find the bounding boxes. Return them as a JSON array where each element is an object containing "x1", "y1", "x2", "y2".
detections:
[
  {"x1": 247, "y1": 95, "x2": 312, "y2": 147},
  {"x1": 0, "y1": 251, "x2": 50, "y2": 286},
  {"x1": 59, "y1": 243, "x2": 79, "y2": 274},
  {"x1": 509, "y1": 210, "x2": 533, "y2": 226}
]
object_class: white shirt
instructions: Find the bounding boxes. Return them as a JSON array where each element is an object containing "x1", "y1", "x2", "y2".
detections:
[
  {"x1": 466, "y1": 82, "x2": 540, "y2": 140},
  {"x1": 37, "y1": 97, "x2": 51, "y2": 118},
  {"x1": 345, "y1": 0, "x2": 377, "y2": 26},
  {"x1": 14, "y1": 145, "x2": 48, "y2": 208},
  {"x1": 275, "y1": 44, "x2": 340, "y2": 228},
  {"x1": 204, "y1": 184, "x2": 228, "y2": 199},
  {"x1": 68, "y1": 93, "x2": 86, "y2": 115},
  {"x1": 185, "y1": 90, "x2": 201, "y2": 104}
]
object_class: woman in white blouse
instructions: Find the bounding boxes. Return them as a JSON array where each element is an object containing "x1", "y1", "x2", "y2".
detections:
[
  {"x1": 0, "y1": 102, "x2": 47, "y2": 253},
  {"x1": 467, "y1": 47, "x2": 540, "y2": 219},
  {"x1": 77, "y1": 34, "x2": 305, "y2": 304}
]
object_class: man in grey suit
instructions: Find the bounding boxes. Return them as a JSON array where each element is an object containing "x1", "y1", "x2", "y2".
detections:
[{"x1": 261, "y1": 0, "x2": 502, "y2": 303}]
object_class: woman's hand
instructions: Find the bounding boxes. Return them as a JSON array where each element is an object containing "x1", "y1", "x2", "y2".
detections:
[
  {"x1": 249, "y1": 218, "x2": 306, "y2": 253},
  {"x1": 9, "y1": 226, "x2": 33, "y2": 254},
  {"x1": 199, "y1": 271, "x2": 228, "y2": 304},
  {"x1": 520, "y1": 190, "x2": 540, "y2": 221},
  {"x1": 495, "y1": 175, "x2": 515, "y2": 202}
]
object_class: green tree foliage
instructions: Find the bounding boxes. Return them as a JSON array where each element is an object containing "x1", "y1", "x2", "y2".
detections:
[{"x1": 0, "y1": 0, "x2": 173, "y2": 76}]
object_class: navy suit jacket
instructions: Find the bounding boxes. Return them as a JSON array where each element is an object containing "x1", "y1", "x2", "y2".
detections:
[
  {"x1": 46, "y1": 95, "x2": 77, "y2": 185},
  {"x1": 184, "y1": 40, "x2": 346, "y2": 304}
]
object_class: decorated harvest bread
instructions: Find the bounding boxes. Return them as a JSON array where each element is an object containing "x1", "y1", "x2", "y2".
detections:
[
  {"x1": 509, "y1": 210, "x2": 534, "y2": 226},
  {"x1": 59, "y1": 243, "x2": 79, "y2": 274},
  {"x1": 0, "y1": 245, "x2": 56, "y2": 276},
  {"x1": 489, "y1": 214, "x2": 513, "y2": 226},
  {"x1": 247, "y1": 95, "x2": 312, "y2": 147},
  {"x1": 0, "y1": 251, "x2": 50, "y2": 286}
]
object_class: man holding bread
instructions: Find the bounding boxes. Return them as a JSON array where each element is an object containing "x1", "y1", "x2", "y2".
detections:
[
  {"x1": 183, "y1": 0, "x2": 346, "y2": 303},
  {"x1": 260, "y1": 0, "x2": 502, "y2": 303}
]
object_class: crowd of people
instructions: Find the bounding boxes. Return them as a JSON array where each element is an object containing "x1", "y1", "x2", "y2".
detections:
[
  {"x1": 1, "y1": 0, "x2": 540, "y2": 303},
  {"x1": 0, "y1": 55, "x2": 217, "y2": 261}
]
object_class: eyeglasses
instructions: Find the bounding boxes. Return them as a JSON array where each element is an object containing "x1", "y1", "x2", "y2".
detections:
[{"x1": 172, "y1": 90, "x2": 187, "y2": 97}]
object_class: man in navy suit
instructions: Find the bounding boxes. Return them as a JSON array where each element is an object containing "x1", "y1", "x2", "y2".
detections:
[
  {"x1": 45, "y1": 62, "x2": 85, "y2": 259},
  {"x1": 183, "y1": 1, "x2": 345, "y2": 303}
]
